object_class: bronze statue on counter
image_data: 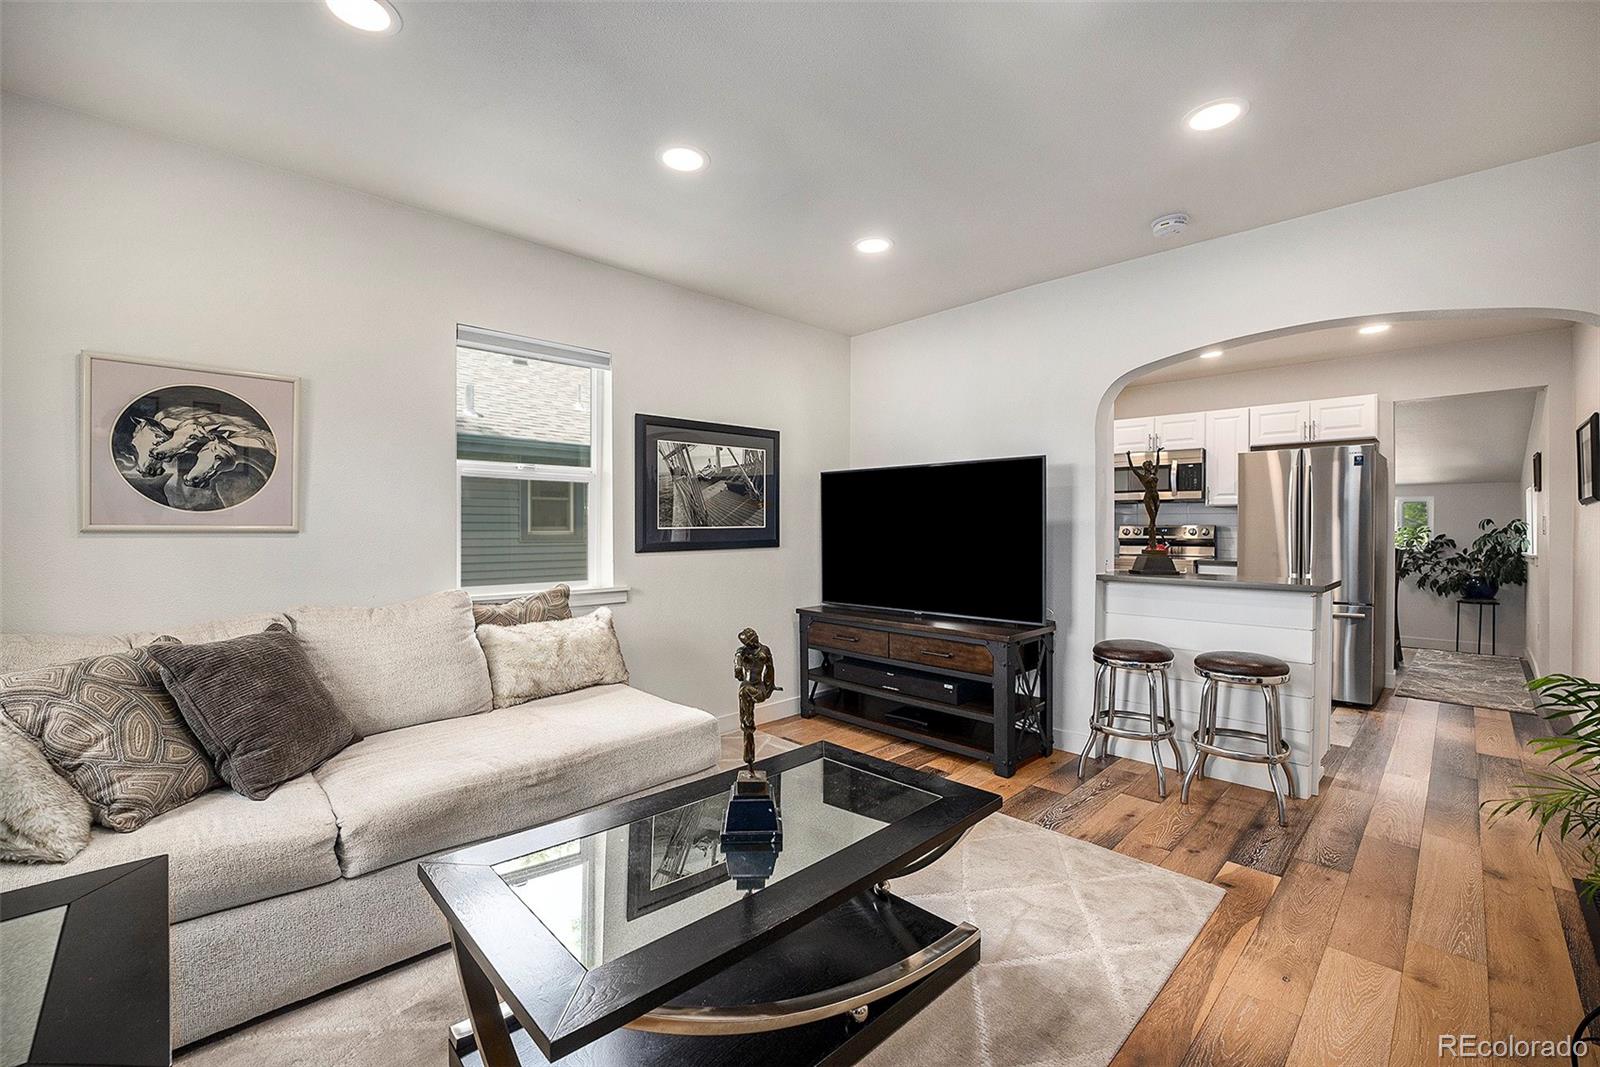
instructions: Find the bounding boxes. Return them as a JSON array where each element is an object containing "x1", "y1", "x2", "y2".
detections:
[
  {"x1": 1124, "y1": 449, "x2": 1164, "y2": 549},
  {"x1": 725, "y1": 627, "x2": 783, "y2": 888},
  {"x1": 1124, "y1": 450, "x2": 1179, "y2": 574}
]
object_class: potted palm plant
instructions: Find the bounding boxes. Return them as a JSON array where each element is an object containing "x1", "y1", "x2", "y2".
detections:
[{"x1": 1487, "y1": 674, "x2": 1600, "y2": 900}]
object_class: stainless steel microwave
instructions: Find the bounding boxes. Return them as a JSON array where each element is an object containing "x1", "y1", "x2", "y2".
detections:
[{"x1": 1114, "y1": 449, "x2": 1206, "y2": 503}]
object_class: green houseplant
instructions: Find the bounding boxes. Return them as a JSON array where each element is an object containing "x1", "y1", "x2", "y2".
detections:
[
  {"x1": 1398, "y1": 518, "x2": 1528, "y2": 600},
  {"x1": 1486, "y1": 674, "x2": 1600, "y2": 899}
]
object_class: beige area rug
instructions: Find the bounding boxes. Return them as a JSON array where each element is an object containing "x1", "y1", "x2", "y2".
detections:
[{"x1": 179, "y1": 737, "x2": 1223, "y2": 1067}]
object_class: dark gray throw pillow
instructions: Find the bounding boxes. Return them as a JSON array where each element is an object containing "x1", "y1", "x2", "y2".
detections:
[{"x1": 148, "y1": 624, "x2": 359, "y2": 800}]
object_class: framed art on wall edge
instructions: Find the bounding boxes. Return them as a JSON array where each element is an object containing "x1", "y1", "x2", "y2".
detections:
[
  {"x1": 81, "y1": 352, "x2": 300, "y2": 532},
  {"x1": 1580, "y1": 412, "x2": 1600, "y2": 506}
]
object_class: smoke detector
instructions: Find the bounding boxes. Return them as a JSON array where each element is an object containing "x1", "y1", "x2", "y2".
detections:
[{"x1": 1150, "y1": 212, "x2": 1190, "y2": 239}]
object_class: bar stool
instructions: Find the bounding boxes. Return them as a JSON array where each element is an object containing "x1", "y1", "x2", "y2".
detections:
[
  {"x1": 1079, "y1": 639, "x2": 1187, "y2": 797},
  {"x1": 1181, "y1": 650, "x2": 1297, "y2": 826}
]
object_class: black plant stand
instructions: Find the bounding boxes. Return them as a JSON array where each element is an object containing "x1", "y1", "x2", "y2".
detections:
[{"x1": 1455, "y1": 597, "x2": 1500, "y2": 656}]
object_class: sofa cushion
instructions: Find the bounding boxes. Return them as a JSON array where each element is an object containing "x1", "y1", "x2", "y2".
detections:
[
  {"x1": 0, "y1": 715, "x2": 91, "y2": 863},
  {"x1": 0, "y1": 649, "x2": 222, "y2": 831},
  {"x1": 472, "y1": 584, "x2": 573, "y2": 627},
  {"x1": 0, "y1": 632, "x2": 133, "y2": 674},
  {"x1": 149, "y1": 625, "x2": 360, "y2": 800},
  {"x1": 0, "y1": 774, "x2": 341, "y2": 922},
  {"x1": 477, "y1": 608, "x2": 629, "y2": 708},
  {"x1": 126, "y1": 611, "x2": 290, "y2": 649},
  {"x1": 313, "y1": 684, "x2": 719, "y2": 877},
  {"x1": 287, "y1": 590, "x2": 492, "y2": 736}
]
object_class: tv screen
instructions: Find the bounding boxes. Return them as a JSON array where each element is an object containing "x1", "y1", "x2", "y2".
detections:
[{"x1": 821, "y1": 456, "x2": 1045, "y2": 624}]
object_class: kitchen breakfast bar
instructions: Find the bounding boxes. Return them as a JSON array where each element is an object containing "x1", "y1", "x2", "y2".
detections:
[{"x1": 1093, "y1": 572, "x2": 1341, "y2": 798}]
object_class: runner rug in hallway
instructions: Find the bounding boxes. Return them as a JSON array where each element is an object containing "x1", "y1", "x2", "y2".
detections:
[{"x1": 1396, "y1": 647, "x2": 1535, "y2": 712}]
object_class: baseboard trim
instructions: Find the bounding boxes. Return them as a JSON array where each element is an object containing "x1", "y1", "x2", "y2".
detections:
[{"x1": 717, "y1": 695, "x2": 799, "y2": 734}]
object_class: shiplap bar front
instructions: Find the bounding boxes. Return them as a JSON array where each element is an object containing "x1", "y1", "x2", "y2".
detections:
[{"x1": 1092, "y1": 574, "x2": 1337, "y2": 798}]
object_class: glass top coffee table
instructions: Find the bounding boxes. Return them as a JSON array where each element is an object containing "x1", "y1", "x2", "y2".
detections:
[{"x1": 419, "y1": 741, "x2": 1000, "y2": 1066}]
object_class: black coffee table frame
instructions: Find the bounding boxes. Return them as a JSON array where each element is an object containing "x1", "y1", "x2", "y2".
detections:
[{"x1": 418, "y1": 742, "x2": 999, "y2": 1066}]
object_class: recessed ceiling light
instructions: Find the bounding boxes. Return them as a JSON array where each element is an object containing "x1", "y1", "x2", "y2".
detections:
[
  {"x1": 853, "y1": 236, "x2": 893, "y2": 255},
  {"x1": 1184, "y1": 98, "x2": 1248, "y2": 132},
  {"x1": 1199, "y1": 349, "x2": 1224, "y2": 359},
  {"x1": 325, "y1": 0, "x2": 400, "y2": 35},
  {"x1": 1358, "y1": 323, "x2": 1392, "y2": 335},
  {"x1": 659, "y1": 146, "x2": 708, "y2": 173}
]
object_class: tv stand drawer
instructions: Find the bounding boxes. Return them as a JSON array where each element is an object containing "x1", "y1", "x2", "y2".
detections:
[
  {"x1": 889, "y1": 634, "x2": 993, "y2": 675},
  {"x1": 809, "y1": 622, "x2": 888, "y2": 656}
]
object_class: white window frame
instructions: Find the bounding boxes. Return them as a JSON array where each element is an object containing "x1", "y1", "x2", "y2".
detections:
[
  {"x1": 1524, "y1": 485, "x2": 1540, "y2": 559},
  {"x1": 455, "y1": 326, "x2": 623, "y2": 606},
  {"x1": 1394, "y1": 495, "x2": 1434, "y2": 534}
]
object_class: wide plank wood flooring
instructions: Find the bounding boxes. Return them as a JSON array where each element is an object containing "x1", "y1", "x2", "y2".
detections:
[{"x1": 761, "y1": 692, "x2": 1599, "y2": 1065}]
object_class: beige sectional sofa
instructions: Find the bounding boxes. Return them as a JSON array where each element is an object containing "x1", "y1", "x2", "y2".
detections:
[{"x1": 0, "y1": 593, "x2": 720, "y2": 1047}]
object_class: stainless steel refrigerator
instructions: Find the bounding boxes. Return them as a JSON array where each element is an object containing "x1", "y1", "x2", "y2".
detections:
[{"x1": 1237, "y1": 442, "x2": 1388, "y2": 706}]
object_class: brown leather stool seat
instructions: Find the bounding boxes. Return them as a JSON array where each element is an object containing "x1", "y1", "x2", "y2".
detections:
[
  {"x1": 1194, "y1": 650, "x2": 1290, "y2": 679},
  {"x1": 1093, "y1": 639, "x2": 1174, "y2": 665}
]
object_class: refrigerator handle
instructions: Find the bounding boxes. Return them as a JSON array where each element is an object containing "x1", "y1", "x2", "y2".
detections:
[
  {"x1": 1287, "y1": 453, "x2": 1301, "y2": 581},
  {"x1": 1303, "y1": 464, "x2": 1314, "y2": 582}
]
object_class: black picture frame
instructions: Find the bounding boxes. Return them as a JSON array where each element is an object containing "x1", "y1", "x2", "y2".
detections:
[
  {"x1": 635, "y1": 414, "x2": 779, "y2": 551},
  {"x1": 1580, "y1": 413, "x2": 1599, "y2": 506},
  {"x1": 1533, "y1": 451, "x2": 1543, "y2": 492},
  {"x1": 624, "y1": 780, "x2": 784, "y2": 919}
]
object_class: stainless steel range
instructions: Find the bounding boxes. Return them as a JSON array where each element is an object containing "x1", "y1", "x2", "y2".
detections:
[{"x1": 1115, "y1": 524, "x2": 1217, "y2": 574}]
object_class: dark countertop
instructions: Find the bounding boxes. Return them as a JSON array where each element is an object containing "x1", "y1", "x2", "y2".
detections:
[{"x1": 1098, "y1": 572, "x2": 1341, "y2": 594}]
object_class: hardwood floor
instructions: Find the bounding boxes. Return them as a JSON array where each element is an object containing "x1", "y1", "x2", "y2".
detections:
[{"x1": 761, "y1": 692, "x2": 1600, "y2": 1065}]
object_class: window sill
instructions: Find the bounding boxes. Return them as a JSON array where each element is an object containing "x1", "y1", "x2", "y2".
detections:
[{"x1": 467, "y1": 584, "x2": 630, "y2": 608}]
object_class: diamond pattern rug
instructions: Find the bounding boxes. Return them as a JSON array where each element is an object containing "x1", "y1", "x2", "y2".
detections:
[{"x1": 178, "y1": 737, "x2": 1221, "y2": 1067}]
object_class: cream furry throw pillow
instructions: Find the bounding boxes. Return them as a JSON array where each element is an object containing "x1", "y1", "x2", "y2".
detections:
[
  {"x1": 477, "y1": 608, "x2": 629, "y2": 708},
  {"x1": 0, "y1": 714, "x2": 92, "y2": 863}
]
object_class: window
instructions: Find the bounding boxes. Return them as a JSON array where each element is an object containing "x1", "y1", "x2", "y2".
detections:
[
  {"x1": 1525, "y1": 485, "x2": 1540, "y2": 558},
  {"x1": 456, "y1": 325, "x2": 612, "y2": 596},
  {"x1": 1394, "y1": 496, "x2": 1434, "y2": 541}
]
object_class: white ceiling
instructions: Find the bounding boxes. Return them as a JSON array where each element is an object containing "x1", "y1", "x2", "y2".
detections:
[
  {"x1": 4, "y1": 2, "x2": 1598, "y2": 335},
  {"x1": 1395, "y1": 388, "x2": 1539, "y2": 485},
  {"x1": 1135, "y1": 316, "x2": 1570, "y2": 385}
]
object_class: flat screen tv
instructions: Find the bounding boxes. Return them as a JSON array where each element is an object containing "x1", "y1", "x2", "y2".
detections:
[{"x1": 821, "y1": 456, "x2": 1046, "y2": 624}]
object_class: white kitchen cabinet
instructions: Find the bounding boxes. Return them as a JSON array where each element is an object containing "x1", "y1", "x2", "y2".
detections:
[
  {"x1": 1204, "y1": 407, "x2": 1250, "y2": 506},
  {"x1": 1153, "y1": 411, "x2": 1206, "y2": 451},
  {"x1": 1113, "y1": 417, "x2": 1156, "y2": 454},
  {"x1": 1308, "y1": 394, "x2": 1379, "y2": 442},
  {"x1": 1250, "y1": 402, "x2": 1313, "y2": 447}
]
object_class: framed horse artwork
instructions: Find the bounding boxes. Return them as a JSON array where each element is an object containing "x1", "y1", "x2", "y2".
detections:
[{"x1": 80, "y1": 352, "x2": 300, "y2": 532}]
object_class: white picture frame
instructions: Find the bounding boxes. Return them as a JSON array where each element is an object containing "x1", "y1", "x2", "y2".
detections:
[{"x1": 80, "y1": 351, "x2": 301, "y2": 532}]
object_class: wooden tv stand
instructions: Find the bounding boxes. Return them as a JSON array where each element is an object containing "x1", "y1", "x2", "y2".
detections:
[{"x1": 796, "y1": 605, "x2": 1055, "y2": 777}]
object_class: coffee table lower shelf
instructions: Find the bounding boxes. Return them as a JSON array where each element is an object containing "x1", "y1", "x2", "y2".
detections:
[{"x1": 448, "y1": 890, "x2": 979, "y2": 1067}]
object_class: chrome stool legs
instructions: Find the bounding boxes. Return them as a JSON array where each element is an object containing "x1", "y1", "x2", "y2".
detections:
[
  {"x1": 1180, "y1": 670, "x2": 1295, "y2": 826},
  {"x1": 1079, "y1": 658, "x2": 1187, "y2": 798}
]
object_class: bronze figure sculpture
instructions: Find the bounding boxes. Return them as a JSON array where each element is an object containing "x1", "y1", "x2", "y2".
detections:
[
  {"x1": 724, "y1": 628, "x2": 784, "y2": 887},
  {"x1": 1124, "y1": 449, "x2": 1164, "y2": 550},
  {"x1": 1124, "y1": 449, "x2": 1179, "y2": 575},
  {"x1": 733, "y1": 626, "x2": 780, "y2": 773}
]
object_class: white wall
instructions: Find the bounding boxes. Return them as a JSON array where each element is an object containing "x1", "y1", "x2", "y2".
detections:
[
  {"x1": 1115, "y1": 330, "x2": 1574, "y2": 678},
  {"x1": 1523, "y1": 387, "x2": 1553, "y2": 674},
  {"x1": 1393, "y1": 481, "x2": 1527, "y2": 656},
  {"x1": 852, "y1": 143, "x2": 1598, "y2": 743},
  {"x1": 1576, "y1": 324, "x2": 1600, "y2": 681},
  {"x1": 0, "y1": 96, "x2": 851, "y2": 720}
]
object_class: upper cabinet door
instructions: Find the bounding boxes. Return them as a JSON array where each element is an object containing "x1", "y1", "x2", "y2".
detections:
[
  {"x1": 1250, "y1": 401, "x2": 1312, "y2": 447},
  {"x1": 1153, "y1": 411, "x2": 1206, "y2": 451},
  {"x1": 1113, "y1": 417, "x2": 1155, "y2": 455},
  {"x1": 1309, "y1": 394, "x2": 1379, "y2": 442},
  {"x1": 1204, "y1": 407, "x2": 1250, "y2": 506}
]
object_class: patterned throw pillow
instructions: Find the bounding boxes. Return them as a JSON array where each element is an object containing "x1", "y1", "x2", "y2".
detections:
[
  {"x1": 0, "y1": 648, "x2": 221, "y2": 832},
  {"x1": 472, "y1": 584, "x2": 573, "y2": 628}
]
